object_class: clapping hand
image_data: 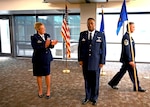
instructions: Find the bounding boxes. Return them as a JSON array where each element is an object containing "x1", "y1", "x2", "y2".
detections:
[
  {"x1": 51, "y1": 40, "x2": 58, "y2": 46},
  {"x1": 45, "y1": 39, "x2": 51, "y2": 48}
]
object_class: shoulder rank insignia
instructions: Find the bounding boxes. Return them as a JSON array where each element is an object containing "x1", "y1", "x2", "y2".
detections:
[{"x1": 124, "y1": 39, "x2": 129, "y2": 46}]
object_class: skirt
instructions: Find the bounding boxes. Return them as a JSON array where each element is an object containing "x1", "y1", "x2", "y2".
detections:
[{"x1": 33, "y1": 62, "x2": 51, "y2": 76}]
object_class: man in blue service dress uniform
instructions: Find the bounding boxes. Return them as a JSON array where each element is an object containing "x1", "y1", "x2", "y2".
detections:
[
  {"x1": 78, "y1": 18, "x2": 106, "y2": 105},
  {"x1": 108, "y1": 22, "x2": 146, "y2": 92}
]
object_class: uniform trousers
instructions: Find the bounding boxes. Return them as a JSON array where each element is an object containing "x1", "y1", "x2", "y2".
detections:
[
  {"x1": 108, "y1": 62, "x2": 141, "y2": 90},
  {"x1": 82, "y1": 66, "x2": 100, "y2": 101}
]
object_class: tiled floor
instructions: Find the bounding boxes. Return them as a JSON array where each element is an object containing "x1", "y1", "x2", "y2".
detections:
[{"x1": 0, "y1": 57, "x2": 150, "y2": 107}]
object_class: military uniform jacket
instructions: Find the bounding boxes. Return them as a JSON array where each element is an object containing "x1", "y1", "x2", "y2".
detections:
[
  {"x1": 78, "y1": 30, "x2": 106, "y2": 70},
  {"x1": 120, "y1": 32, "x2": 135, "y2": 63},
  {"x1": 31, "y1": 33, "x2": 54, "y2": 65}
]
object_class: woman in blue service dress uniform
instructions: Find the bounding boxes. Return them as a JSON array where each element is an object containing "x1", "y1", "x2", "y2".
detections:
[{"x1": 31, "y1": 22, "x2": 58, "y2": 99}]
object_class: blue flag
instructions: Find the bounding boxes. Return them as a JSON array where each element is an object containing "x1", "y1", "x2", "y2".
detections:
[
  {"x1": 100, "y1": 9, "x2": 104, "y2": 33},
  {"x1": 100, "y1": 9, "x2": 106, "y2": 57},
  {"x1": 116, "y1": 0, "x2": 128, "y2": 35}
]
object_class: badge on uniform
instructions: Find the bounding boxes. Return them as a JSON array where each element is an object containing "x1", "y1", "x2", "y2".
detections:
[
  {"x1": 96, "y1": 37, "x2": 102, "y2": 42},
  {"x1": 37, "y1": 40, "x2": 42, "y2": 43},
  {"x1": 124, "y1": 39, "x2": 129, "y2": 46},
  {"x1": 82, "y1": 38, "x2": 86, "y2": 41}
]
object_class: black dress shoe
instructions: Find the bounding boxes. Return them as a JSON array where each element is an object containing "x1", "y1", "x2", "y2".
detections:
[
  {"x1": 82, "y1": 99, "x2": 89, "y2": 105},
  {"x1": 45, "y1": 95, "x2": 51, "y2": 99},
  {"x1": 91, "y1": 101, "x2": 97, "y2": 106},
  {"x1": 134, "y1": 88, "x2": 146, "y2": 92},
  {"x1": 111, "y1": 86, "x2": 119, "y2": 89},
  {"x1": 108, "y1": 83, "x2": 118, "y2": 89},
  {"x1": 38, "y1": 94, "x2": 44, "y2": 98}
]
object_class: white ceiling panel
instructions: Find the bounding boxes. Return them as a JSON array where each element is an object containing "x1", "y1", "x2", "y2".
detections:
[
  {"x1": 90, "y1": 0, "x2": 107, "y2": 2},
  {"x1": 44, "y1": 0, "x2": 107, "y2": 4},
  {"x1": 44, "y1": 0, "x2": 131, "y2": 4},
  {"x1": 108, "y1": 0, "x2": 130, "y2": 1}
]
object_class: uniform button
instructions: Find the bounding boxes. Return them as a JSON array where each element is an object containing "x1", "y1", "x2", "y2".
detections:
[
  {"x1": 89, "y1": 49, "x2": 91, "y2": 51},
  {"x1": 89, "y1": 54, "x2": 91, "y2": 56}
]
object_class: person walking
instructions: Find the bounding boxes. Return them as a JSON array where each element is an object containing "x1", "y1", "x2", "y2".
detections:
[{"x1": 108, "y1": 22, "x2": 146, "y2": 92}]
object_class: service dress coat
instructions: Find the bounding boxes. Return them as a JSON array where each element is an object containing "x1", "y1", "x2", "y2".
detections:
[
  {"x1": 120, "y1": 32, "x2": 135, "y2": 63},
  {"x1": 78, "y1": 30, "x2": 106, "y2": 70},
  {"x1": 31, "y1": 33, "x2": 54, "y2": 76}
]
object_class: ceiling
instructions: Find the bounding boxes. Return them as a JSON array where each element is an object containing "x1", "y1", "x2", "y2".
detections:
[
  {"x1": 44, "y1": 0, "x2": 107, "y2": 3},
  {"x1": 0, "y1": 0, "x2": 131, "y2": 15},
  {"x1": 44, "y1": 0, "x2": 130, "y2": 3}
]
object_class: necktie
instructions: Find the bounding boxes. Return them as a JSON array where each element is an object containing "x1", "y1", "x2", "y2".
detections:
[
  {"x1": 89, "y1": 33, "x2": 92, "y2": 56},
  {"x1": 89, "y1": 33, "x2": 92, "y2": 41}
]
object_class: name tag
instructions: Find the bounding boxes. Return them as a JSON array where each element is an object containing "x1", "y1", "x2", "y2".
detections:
[{"x1": 37, "y1": 40, "x2": 42, "y2": 43}]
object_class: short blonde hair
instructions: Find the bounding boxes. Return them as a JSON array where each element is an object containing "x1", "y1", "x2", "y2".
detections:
[{"x1": 34, "y1": 22, "x2": 43, "y2": 31}]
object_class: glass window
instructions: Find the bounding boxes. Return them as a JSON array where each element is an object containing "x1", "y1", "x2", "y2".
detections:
[
  {"x1": 106, "y1": 44, "x2": 121, "y2": 61},
  {"x1": 38, "y1": 15, "x2": 80, "y2": 59},
  {"x1": 13, "y1": 14, "x2": 80, "y2": 59},
  {"x1": 14, "y1": 16, "x2": 36, "y2": 56},
  {"x1": 97, "y1": 11, "x2": 150, "y2": 62},
  {"x1": 0, "y1": 19, "x2": 11, "y2": 53},
  {"x1": 68, "y1": 15, "x2": 80, "y2": 42},
  {"x1": 38, "y1": 15, "x2": 63, "y2": 41}
]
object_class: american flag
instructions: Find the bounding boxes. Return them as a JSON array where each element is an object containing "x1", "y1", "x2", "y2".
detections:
[{"x1": 61, "y1": 5, "x2": 71, "y2": 58}]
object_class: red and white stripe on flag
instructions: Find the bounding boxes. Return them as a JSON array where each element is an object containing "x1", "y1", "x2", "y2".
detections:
[{"x1": 61, "y1": 18, "x2": 71, "y2": 58}]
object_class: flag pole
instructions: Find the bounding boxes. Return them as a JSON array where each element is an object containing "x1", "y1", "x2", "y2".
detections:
[
  {"x1": 63, "y1": 43, "x2": 70, "y2": 73},
  {"x1": 116, "y1": 0, "x2": 138, "y2": 91},
  {"x1": 127, "y1": 21, "x2": 138, "y2": 91},
  {"x1": 100, "y1": 5, "x2": 106, "y2": 76},
  {"x1": 62, "y1": 3, "x2": 70, "y2": 73},
  {"x1": 65, "y1": 2, "x2": 68, "y2": 72}
]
